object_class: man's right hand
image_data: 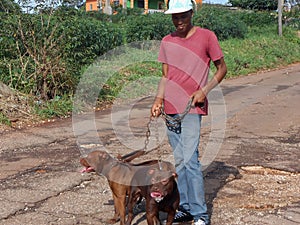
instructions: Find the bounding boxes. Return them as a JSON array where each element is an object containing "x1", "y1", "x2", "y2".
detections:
[{"x1": 151, "y1": 98, "x2": 163, "y2": 117}]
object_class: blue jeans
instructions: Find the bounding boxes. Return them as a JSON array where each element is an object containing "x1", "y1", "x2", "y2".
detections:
[{"x1": 166, "y1": 114, "x2": 208, "y2": 223}]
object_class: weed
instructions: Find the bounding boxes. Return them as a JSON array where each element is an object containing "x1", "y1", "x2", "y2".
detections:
[
  {"x1": 33, "y1": 95, "x2": 73, "y2": 119},
  {"x1": 0, "y1": 112, "x2": 11, "y2": 126}
]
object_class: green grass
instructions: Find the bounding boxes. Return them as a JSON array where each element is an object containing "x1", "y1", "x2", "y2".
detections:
[
  {"x1": 33, "y1": 95, "x2": 73, "y2": 119},
  {"x1": 221, "y1": 26, "x2": 300, "y2": 77},
  {"x1": 0, "y1": 112, "x2": 11, "y2": 126},
  {"x1": 99, "y1": 62, "x2": 161, "y2": 102},
  {"x1": 3, "y1": 25, "x2": 300, "y2": 123}
]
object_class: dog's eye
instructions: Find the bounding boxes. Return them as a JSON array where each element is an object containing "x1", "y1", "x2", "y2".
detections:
[{"x1": 161, "y1": 178, "x2": 169, "y2": 185}]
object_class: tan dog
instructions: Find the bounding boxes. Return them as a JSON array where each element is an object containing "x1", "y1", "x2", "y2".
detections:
[{"x1": 80, "y1": 150, "x2": 176, "y2": 225}]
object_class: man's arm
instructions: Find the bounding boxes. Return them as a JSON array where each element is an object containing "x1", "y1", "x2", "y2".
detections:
[
  {"x1": 151, "y1": 63, "x2": 168, "y2": 117},
  {"x1": 191, "y1": 57, "x2": 227, "y2": 106}
]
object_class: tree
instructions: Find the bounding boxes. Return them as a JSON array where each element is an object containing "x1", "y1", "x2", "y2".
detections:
[
  {"x1": 15, "y1": 0, "x2": 85, "y2": 12},
  {"x1": 229, "y1": 0, "x2": 278, "y2": 10},
  {"x1": 1, "y1": 11, "x2": 70, "y2": 100},
  {"x1": 0, "y1": 0, "x2": 22, "y2": 13}
]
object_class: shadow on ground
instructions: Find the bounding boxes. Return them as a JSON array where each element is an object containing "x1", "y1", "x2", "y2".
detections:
[
  {"x1": 125, "y1": 161, "x2": 241, "y2": 225},
  {"x1": 205, "y1": 161, "x2": 241, "y2": 225}
]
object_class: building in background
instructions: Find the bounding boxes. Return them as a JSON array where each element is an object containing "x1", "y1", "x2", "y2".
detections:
[{"x1": 85, "y1": 0, "x2": 202, "y2": 14}]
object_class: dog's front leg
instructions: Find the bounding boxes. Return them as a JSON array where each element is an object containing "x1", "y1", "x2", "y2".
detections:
[
  {"x1": 106, "y1": 193, "x2": 126, "y2": 225},
  {"x1": 106, "y1": 196, "x2": 120, "y2": 224},
  {"x1": 146, "y1": 200, "x2": 160, "y2": 225},
  {"x1": 165, "y1": 210, "x2": 176, "y2": 225}
]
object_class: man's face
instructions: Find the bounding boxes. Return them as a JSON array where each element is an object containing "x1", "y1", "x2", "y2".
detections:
[{"x1": 171, "y1": 10, "x2": 193, "y2": 35}]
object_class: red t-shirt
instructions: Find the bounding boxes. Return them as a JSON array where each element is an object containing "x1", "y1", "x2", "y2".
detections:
[{"x1": 158, "y1": 27, "x2": 224, "y2": 115}]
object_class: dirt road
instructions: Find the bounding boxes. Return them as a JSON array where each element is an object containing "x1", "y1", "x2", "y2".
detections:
[{"x1": 0, "y1": 64, "x2": 300, "y2": 225}]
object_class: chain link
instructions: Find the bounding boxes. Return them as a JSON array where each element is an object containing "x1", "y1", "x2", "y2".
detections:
[
  {"x1": 142, "y1": 116, "x2": 162, "y2": 167},
  {"x1": 153, "y1": 116, "x2": 162, "y2": 163},
  {"x1": 160, "y1": 97, "x2": 194, "y2": 126},
  {"x1": 143, "y1": 116, "x2": 153, "y2": 152}
]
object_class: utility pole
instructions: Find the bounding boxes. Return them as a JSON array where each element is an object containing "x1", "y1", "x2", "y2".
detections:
[{"x1": 278, "y1": 0, "x2": 283, "y2": 36}]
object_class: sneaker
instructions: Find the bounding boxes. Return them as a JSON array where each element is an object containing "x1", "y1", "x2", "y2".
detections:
[
  {"x1": 194, "y1": 218, "x2": 206, "y2": 225},
  {"x1": 173, "y1": 208, "x2": 193, "y2": 223}
]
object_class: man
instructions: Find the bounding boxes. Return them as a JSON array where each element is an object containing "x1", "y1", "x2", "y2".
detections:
[{"x1": 151, "y1": 0, "x2": 227, "y2": 224}]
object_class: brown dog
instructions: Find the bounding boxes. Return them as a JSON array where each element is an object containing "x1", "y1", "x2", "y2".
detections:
[
  {"x1": 125, "y1": 163, "x2": 179, "y2": 225},
  {"x1": 80, "y1": 150, "x2": 176, "y2": 225}
]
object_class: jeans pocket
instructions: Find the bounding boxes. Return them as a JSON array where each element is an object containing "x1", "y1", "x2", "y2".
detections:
[{"x1": 166, "y1": 114, "x2": 181, "y2": 134}]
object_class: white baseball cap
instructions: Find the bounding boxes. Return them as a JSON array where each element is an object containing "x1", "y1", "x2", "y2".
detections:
[{"x1": 164, "y1": 0, "x2": 193, "y2": 14}]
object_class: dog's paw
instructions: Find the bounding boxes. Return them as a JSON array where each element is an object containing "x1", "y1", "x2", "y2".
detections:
[{"x1": 106, "y1": 218, "x2": 118, "y2": 224}]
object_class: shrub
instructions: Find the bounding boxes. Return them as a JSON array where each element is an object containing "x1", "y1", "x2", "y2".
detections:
[
  {"x1": 0, "y1": 13, "x2": 65, "y2": 98},
  {"x1": 193, "y1": 6, "x2": 248, "y2": 40},
  {"x1": 62, "y1": 17, "x2": 123, "y2": 66},
  {"x1": 125, "y1": 13, "x2": 174, "y2": 43},
  {"x1": 236, "y1": 10, "x2": 277, "y2": 27},
  {"x1": 0, "y1": 12, "x2": 123, "y2": 100},
  {"x1": 124, "y1": 6, "x2": 250, "y2": 43},
  {"x1": 229, "y1": 0, "x2": 277, "y2": 11}
]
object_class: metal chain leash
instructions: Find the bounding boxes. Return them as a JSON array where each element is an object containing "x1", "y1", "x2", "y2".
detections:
[
  {"x1": 144, "y1": 98, "x2": 193, "y2": 152},
  {"x1": 143, "y1": 116, "x2": 153, "y2": 152},
  {"x1": 153, "y1": 116, "x2": 162, "y2": 163},
  {"x1": 160, "y1": 97, "x2": 194, "y2": 127},
  {"x1": 120, "y1": 98, "x2": 193, "y2": 163},
  {"x1": 144, "y1": 97, "x2": 194, "y2": 150},
  {"x1": 142, "y1": 115, "x2": 162, "y2": 168}
]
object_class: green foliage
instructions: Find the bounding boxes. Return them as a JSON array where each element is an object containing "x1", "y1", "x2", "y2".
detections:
[
  {"x1": 0, "y1": 10, "x2": 123, "y2": 101},
  {"x1": 124, "y1": 6, "x2": 250, "y2": 42},
  {"x1": 235, "y1": 10, "x2": 277, "y2": 27},
  {"x1": 0, "y1": 112, "x2": 11, "y2": 126},
  {"x1": 1, "y1": 3, "x2": 300, "y2": 122},
  {"x1": 98, "y1": 61, "x2": 161, "y2": 102},
  {"x1": 85, "y1": 10, "x2": 112, "y2": 22},
  {"x1": 194, "y1": 6, "x2": 248, "y2": 40},
  {"x1": 33, "y1": 95, "x2": 73, "y2": 118},
  {"x1": 0, "y1": 0, "x2": 22, "y2": 13},
  {"x1": 125, "y1": 13, "x2": 174, "y2": 42},
  {"x1": 0, "y1": 12, "x2": 74, "y2": 99},
  {"x1": 62, "y1": 16, "x2": 123, "y2": 66},
  {"x1": 281, "y1": 25, "x2": 300, "y2": 44},
  {"x1": 229, "y1": 0, "x2": 278, "y2": 10},
  {"x1": 221, "y1": 26, "x2": 300, "y2": 77},
  {"x1": 284, "y1": 6, "x2": 300, "y2": 30}
]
